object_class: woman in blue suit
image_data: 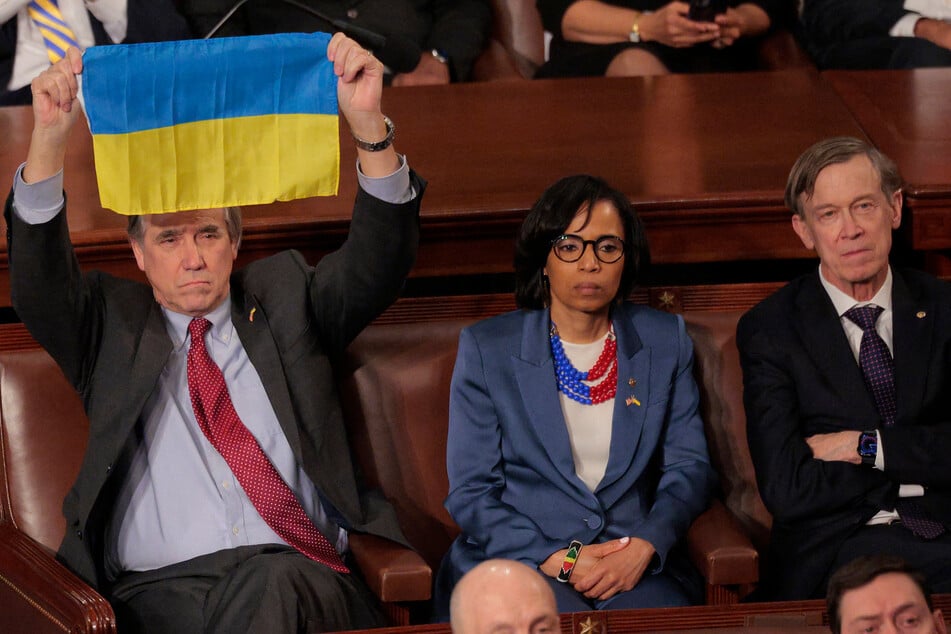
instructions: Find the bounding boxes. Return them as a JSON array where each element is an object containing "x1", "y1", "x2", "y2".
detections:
[{"x1": 436, "y1": 175, "x2": 715, "y2": 616}]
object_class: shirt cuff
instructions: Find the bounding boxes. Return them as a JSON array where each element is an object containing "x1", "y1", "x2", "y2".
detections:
[
  {"x1": 890, "y1": 13, "x2": 922, "y2": 37},
  {"x1": 355, "y1": 154, "x2": 415, "y2": 205},
  {"x1": 874, "y1": 429, "x2": 884, "y2": 471},
  {"x1": 12, "y1": 163, "x2": 65, "y2": 224}
]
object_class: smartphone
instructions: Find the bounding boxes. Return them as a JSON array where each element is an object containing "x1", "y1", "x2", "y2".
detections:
[{"x1": 688, "y1": 0, "x2": 727, "y2": 22}]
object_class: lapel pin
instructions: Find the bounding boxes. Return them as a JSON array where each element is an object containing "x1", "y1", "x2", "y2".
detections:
[
  {"x1": 626, "y1": 395, "x2": 641, "y2": 407},
  {"x1": 249, "y1": 307, "x2": 257, "y2": 323},
  {"x1": 628, "y1": 378, "x2": 637, "y2": 387},
  {"x1": 916, "y1": 311, "x2": 926, "y2": 319}
]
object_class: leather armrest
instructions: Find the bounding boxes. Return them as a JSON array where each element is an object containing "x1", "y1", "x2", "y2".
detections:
[
  {"x1": 0, "y1": 522, "x2": 115, "y2": 634},
  {"x1": 686, "y1": 499, "x2": 759, "y2": 586},
  {"x1": 756, "y1": 28, "x2": 816, "y2": 71},
  {"x1": 348, "y1": 533, "x2": 432, "y2": 603},
  {"x1": 471, "y1": 39, "x2": 527, "y2": 81}
]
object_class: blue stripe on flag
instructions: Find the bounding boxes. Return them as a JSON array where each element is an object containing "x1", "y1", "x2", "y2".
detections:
[{"x1": 83, "y1": 32, "x2": 338, "y2": 135}]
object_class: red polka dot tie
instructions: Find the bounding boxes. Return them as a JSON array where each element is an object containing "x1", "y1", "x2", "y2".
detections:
[{"x1": 187, "y1": 318, "x2": 349, "y2": 573}]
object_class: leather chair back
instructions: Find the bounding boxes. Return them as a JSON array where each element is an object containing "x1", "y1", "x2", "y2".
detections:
[
  {"x1": 0, "y1": 348, "x2": 86, "y2": 552},
  {"x1": 684, "y1": 310, "x2": 772, "y2": 553}
]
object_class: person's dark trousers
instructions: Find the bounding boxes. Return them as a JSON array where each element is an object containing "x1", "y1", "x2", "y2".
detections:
[
  {"x1": 811, "y1": 36, "x2": 951, "y2": 69},
  {"x1": 0, "y1": 85, "x2": 31, "y2": 106},
  {"x1": 832, "y1": 524, "x2": 951, "y2": 594},
  {"x1": 110, "y1": 544, "x2": 386, "y2": 633}
]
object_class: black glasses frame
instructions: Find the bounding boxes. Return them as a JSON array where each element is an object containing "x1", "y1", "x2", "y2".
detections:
[{"x1": 549, "y1": 234, "x2": 626, "y2": 264}]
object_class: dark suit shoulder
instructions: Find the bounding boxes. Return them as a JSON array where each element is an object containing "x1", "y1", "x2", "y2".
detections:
[{"x1": 738, "y1": 272, "x2": 818, "y2": 338}]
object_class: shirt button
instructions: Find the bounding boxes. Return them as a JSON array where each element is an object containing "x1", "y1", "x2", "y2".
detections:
[
  {"x1": 233, "y1": 526, "x2": 240, "y2": 536},
  {"x1": 346, "y1": 8, "x2": 358, "y2": 19},
  {"x1": 222, "y1": 481, "x2": 230, "y2": 490}
]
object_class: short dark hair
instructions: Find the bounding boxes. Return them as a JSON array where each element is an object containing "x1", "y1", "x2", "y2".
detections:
[
  {"x1": 827, "y1": 554, "x2": 934, "y2": 634},
  {"x1": 514, "y1": 175, "x2": 650, "y2": 310},
  {"x1": 127, "y1": 206, "x2": 243, "y2": 249},
  {"x1": 785, "y1": 136, "x2": 902, "y2": 217}
]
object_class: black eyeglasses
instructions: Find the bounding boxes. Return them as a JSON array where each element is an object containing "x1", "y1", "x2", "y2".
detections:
[{"x1": 550, "y1": 234, "x2": 626, "y2": 264}]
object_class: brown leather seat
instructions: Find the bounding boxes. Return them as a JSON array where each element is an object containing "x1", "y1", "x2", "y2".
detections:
[{"x1": 0, "y1": 286, "x2": 773, "y2": 631}]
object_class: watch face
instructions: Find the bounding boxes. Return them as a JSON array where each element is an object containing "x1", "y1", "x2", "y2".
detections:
[{"x1": 859, "y1": 432, "x2": 877, "y2": 457}]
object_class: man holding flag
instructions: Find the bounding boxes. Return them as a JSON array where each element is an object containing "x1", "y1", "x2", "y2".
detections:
[{"x1": 5, "y1": 32, "x2": 423, "y2": 632}]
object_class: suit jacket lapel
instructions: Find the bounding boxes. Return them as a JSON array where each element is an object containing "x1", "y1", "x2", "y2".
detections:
[
  {"x1": 598, "y1": 307, "x2": 647, "y2": 493},
  {"x1": 116, "y1": 303, "x2": 173, "y2": 452},
  {"x1": 514, "y1": 310, "x2": 587, "y2": 491},
  {"x1": 793, "y1": 272, "x2": 880, "y2": 425},
  {"x1": 230, "y1": 293, "x2": 304, "y2": 458},
  {"x1": 892, "y1": 270, "x2": 933, "y2": 425}
]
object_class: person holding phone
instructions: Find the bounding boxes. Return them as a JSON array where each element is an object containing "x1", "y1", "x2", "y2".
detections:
[{"x1": 536, "y1": 0, "x2": 786, "y2": 77}]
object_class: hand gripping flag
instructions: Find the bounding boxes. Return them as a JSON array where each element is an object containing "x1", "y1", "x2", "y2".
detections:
[{"x1": 81, "y1": 32, "x2": 339, "y2": 215}]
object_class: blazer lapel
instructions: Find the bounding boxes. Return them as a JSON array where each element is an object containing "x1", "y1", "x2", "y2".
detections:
[
  {"x1": 792, "y1": 273, "x2": 880, "y2": 426},
  {"x1": 114, "y1": 303, "x2": 174, "y2": 449},
  {"x1": 514, "y1": 310, "x2": 587, "y2": 490},
  {"x1": 230, "y1": 294, "x2": 304, "y2": 458},
  {"x1": 598, "y1": 307, "x2": 648, "y2": 493},
  {"x1": 892, "y1": 271, "x2": 933, "y2": 425}
]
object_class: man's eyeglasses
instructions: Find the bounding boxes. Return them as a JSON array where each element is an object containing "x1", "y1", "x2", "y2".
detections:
[{"x1": 550, "y1": 234, "x2": 626, "y2": 264}]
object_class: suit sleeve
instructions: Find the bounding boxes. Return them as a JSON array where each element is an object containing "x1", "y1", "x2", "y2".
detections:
[
  {"x1": 630, "y1": 316, "x2": 715, "y2": 567},
  {"x1": 5, "y1": 191, "x2": 101, "y2": 391},
  {"x1": 737, "y1": 311, "x2": 896, "y2": 523},
  {"x1": 800, "y1": 0, "x2": 909, "y2": 46},
  {"x1": 425, "y1": 0, "x2": 491, "y2": 81},
  {"x1": 308, "y1": 172, "x2": 424, "y2": 353},
  {"x1": 444, "y1": 327, "x2": 565, "y2": 567}
]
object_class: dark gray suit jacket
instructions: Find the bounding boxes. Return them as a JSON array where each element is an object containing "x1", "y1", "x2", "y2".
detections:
[
  {"x1": 5, "y1": 174, "x2": 423, "y2": 591},
  {"x1": 738, "y1": 268, "x2": 951, "y2": 600}
]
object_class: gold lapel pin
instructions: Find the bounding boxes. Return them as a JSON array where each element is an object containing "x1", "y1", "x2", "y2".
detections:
[
  {"x1": 628, "y1": 378, "x2": 637, "y2": 387},
  {"x1": 626, "y1": 395, "x2": 641, "y2": 407},
  {"x1": 249, "y1": 307, "x2": 257, "y2": 323},
  {"x1": 916, "y1": 311, "x2": 926, "y2": 319}
]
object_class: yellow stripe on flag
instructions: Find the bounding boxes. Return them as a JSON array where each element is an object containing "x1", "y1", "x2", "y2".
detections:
[{"x1": 92, "y1": 113, "x2": 339, "y2": 215}]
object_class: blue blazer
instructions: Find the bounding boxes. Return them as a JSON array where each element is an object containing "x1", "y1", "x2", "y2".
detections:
[{"x1": 440, "y1": 303, "x2": 715, "y2": 588}]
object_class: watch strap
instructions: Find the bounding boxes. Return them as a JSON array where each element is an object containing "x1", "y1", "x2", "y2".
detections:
[{"x1": 352, "y1": 115, "x2": 395, "y2": 152}]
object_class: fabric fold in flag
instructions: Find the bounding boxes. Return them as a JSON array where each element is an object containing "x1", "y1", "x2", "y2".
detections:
[{"x1": 81, "y1": 32, "x2": 339, "y2": 215}]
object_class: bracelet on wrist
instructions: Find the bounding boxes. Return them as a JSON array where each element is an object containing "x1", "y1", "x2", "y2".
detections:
[
  {"x1": 352, "y1": 114, "x2": 395, "y2": 152},
  {"x1": 557, "y1": 540, "x2": 583, "y2": 583}
]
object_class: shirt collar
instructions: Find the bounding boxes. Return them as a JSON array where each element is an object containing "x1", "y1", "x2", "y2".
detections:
[
  {"x1": 162, "y1": 297, "x2": 234, "y2": 351},
  {"x1": 818, "y1": 265, "x2": 893, "y2": 317}
]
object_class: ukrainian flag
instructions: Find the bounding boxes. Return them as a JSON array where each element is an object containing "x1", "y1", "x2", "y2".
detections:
[{"x1": 81, "y1": 32, "x2": 339, "y2": 215}]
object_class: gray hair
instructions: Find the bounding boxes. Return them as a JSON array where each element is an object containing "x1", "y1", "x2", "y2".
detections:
[
  {"x1": 127, "y1": 207, "x2": 243, "y2": 249},
  {"x1": 785, "y1": 137, "x2": 902, "y2": 217}
]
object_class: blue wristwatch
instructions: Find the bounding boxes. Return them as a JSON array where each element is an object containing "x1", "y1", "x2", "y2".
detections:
[{"x1": 857, "y1": 430, "x2": 877, "y2": 466}]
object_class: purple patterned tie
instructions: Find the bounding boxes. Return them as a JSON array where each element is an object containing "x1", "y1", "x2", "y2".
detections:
[
  {"x1": 844, "y1": 305, "x2": 896, "y2": 427},
  {"x1": 844, "y1": 305, "x2": 945, "y2": 539}
]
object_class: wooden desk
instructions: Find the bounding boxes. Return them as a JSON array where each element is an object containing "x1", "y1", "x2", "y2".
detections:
[
  {"x1": 823, "y1": 69, "x2": 951, "y2": 268},
  {"x1": 345, "y1": 595, "x2": 951, "y2": 634},
  {"x1": 0, "y1": 70, "x2": 864, "y2": 307}
]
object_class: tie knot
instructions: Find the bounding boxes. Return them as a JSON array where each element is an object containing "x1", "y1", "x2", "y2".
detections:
[
  {"x1": 188, "y1": 318, "x2": 211, "y2": 341},
  {"x1": 844, "y1": 305, "x2": 884, "y2": 332}
]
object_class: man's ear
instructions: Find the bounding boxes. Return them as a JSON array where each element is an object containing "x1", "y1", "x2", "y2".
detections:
[
  {"x1": 934, "y1": 609, "x2": 947, "y2": 634},
  {"x1": 130, "y1": 238, "x2": 146, "y2": 272},
  {"x1": 889, "y1": 189, "x2": 903, "y2": 229},
  {"x1": 791, "y1": 214, "x2": 815, "y2": 250}
]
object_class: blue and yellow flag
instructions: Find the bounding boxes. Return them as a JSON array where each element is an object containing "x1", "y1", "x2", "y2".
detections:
[{"x1": 81, "y1": 32, "x2": 339, "y2": 215}]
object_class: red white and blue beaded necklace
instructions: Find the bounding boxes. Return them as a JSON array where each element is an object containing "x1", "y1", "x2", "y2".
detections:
[{"x1": 549, "y1": 323, "x2": 618, "y2": 405}]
